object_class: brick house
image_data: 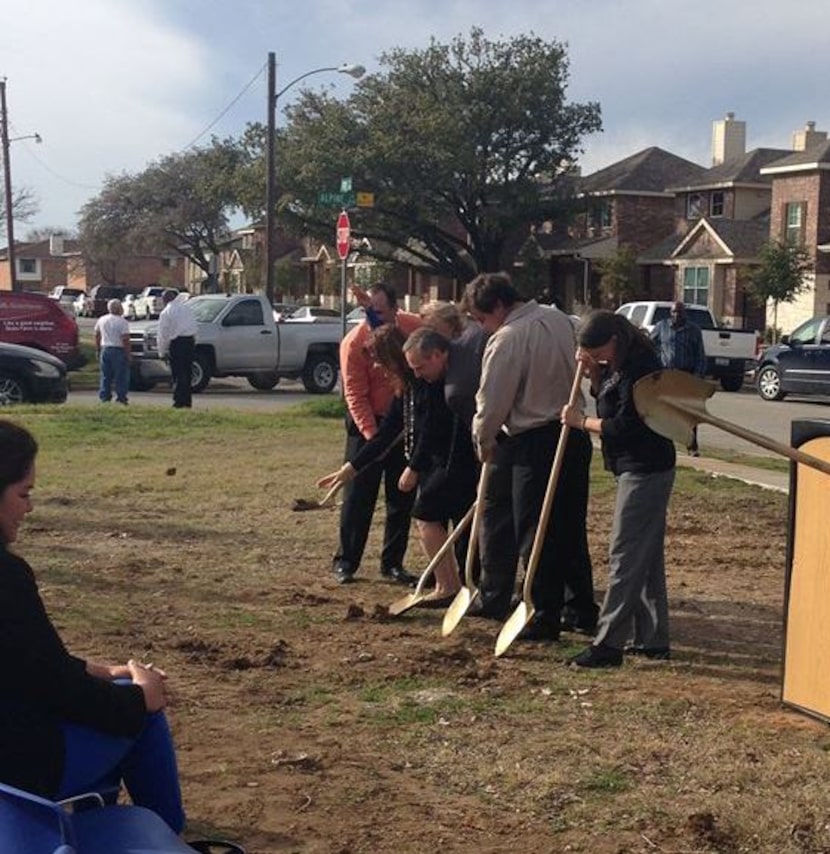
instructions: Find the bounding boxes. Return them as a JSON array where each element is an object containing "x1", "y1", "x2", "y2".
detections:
[
  {"x1": 0, "y1": 234, "x2": 185, "y2": 293},
  {"x1": 759, "y1": 130, "x2": 830, "y2": 332},
  {"x1": 524, "y1": 147, "x2": 707, "y2": 310},
  {"x1": 0, "y1": 235, "x2": 79, "y2": 291}
]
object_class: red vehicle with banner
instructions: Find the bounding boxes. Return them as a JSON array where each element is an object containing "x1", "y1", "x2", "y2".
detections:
[{"x1": 0, "y1": 291, "x2": 84, "y2": 369}]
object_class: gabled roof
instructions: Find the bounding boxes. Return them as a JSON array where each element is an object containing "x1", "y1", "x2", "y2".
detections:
[
  {"x1": 760, "y1": 139, "x2": 830, "y2": 175},
  {"x1": 530, "y1": 231, "x2": 619, "y2": 259},
  {"x1": 0, "y1": 238, "x2": 81, "y2": 259},
  {"x1": 639, "y1": 217, "x2": 769, "y2": 263},
  {"x1": 577, "y1": 147, "x2": 707, "y2": 197},
  {"x1": 669, "y1": 148, "x2": 791, "y2": 191}
]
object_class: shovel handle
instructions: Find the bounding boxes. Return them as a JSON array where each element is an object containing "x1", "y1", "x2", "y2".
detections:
[
  {"x1": 462, "y1": 463, "x2": 491, "y2": 589},
  {"x1": 667, "y1": 400, "x2": 830, "y2": 478},
  {"x1": 519, "y1": 367, "x2": 585, "y2": 606}
]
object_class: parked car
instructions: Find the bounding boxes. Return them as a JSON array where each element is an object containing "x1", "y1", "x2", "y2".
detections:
[
  {"x1": 48, "y1": 286, "x2": 86, "y2": 317},
  {"x1": 122, "y1": 293, "x2": 140, "y2": 321},
  {"x1": 755, "y1": 316, "x2": 830, "y2": 401},
  {"x1": 73, "y1": 292, "x2": 91, "y2": 317},
  {"x1": 0, "y1": 341, "x2": 68, "y2": 404},
  {"x1": 285, "y1": 306, "x2": 341, "y2": 322},
  {"x1": 87, "y1": 284, "x2": 130, "y2": 317},
  {"x1": 0, "y1": 291, "x2": 83, "y2": 369},
  {"x1": 134, "y1": 286, "x2": 170, "y2": 320}
]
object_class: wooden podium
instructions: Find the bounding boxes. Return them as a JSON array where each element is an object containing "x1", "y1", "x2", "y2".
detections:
[{"x1": 782, "y1": 420, "x2": 830, "y2": 722}]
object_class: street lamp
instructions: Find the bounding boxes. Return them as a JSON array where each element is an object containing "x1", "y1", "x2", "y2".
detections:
[
  {"x1": 1, "y1": 78, "x2": 42, "y2": 293},
  {"x1": 264, "y1": 52, "x2": 364, "y2": 304}
]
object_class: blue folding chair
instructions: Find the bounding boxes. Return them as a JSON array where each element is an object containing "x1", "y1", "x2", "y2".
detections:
[{"x1": 0, "y1": 781, "x2": 198, "y2": 853}]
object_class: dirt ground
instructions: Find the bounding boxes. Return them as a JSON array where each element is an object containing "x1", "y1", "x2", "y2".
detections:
[{"x1": 21, "y1": 412, "x2": 830, "y2": 854}]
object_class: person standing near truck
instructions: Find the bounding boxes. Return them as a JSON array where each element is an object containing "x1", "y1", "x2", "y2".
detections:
[
  {"x1": 94, "y1": 299, "x2": 131, "y2": 405},
  {"x1": 157, "y1": 290, "x2": 197, "y2": 409},
  {"x1": 650, "y1": 301, "x2": 706, "y2": 455}
]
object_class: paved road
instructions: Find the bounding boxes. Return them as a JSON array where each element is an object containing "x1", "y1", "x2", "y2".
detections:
[
  {"x1": 696, "y1": 384, "x2": 830, "y2": 457},
  {"x1": 68, "y1": 376, "x2": 326, "y2": 411}
]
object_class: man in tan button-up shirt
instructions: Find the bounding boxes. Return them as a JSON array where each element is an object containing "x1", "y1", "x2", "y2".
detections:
[{"x1": 466, "y1": 273, "x2": 597, "y2": 641}]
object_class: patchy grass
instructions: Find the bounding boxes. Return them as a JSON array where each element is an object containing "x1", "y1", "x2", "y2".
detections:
[{"x1": 3, "y1": 404, "x2": 823, "y2": 854}]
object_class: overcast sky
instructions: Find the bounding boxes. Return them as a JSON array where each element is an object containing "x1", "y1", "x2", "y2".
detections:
[{"x1": 2, "y1": 0, "x2": 827, "y2": 236}]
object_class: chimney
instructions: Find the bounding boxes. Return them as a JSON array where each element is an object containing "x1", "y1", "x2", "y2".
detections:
[
  {"x1": 49, "y1": 234, "x2": 64, "y2": 256},
  {"x1": 711, "y1": 112, "x2": 746, "y2": 166},
  {"x1": 792, "y1": 120, "x2": 828, "y2": 151}
]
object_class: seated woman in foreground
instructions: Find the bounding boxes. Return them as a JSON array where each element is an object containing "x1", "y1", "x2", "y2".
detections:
[{"x1": 0, "y1": 418, "x2": 185, "y2": 832}]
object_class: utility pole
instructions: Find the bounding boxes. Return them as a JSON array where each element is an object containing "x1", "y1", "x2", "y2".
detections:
[
  {"x1": 265, "y1": 52, "x2": 276, "y2": 305},
  {"x1": 0, "y1": 78, "x2": 17, "y2": 292}
]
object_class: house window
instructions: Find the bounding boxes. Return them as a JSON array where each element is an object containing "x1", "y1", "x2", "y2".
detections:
[
  {"x1": 600, "y1": 201, "x2": 612, "y2": 229},
  {"x1": 682, "y1": 267, "x2": 709, "y2": 305},
  {"x1": 18, "y1": 258, "x2": 37, "y2": 274},
  {"x1": 161, "y1": 258, "x2": 174, "y2": 268},
  {"x1": 784, "y1": 202, "x2": 806, "y2": 245},
  {"x1": 710, "y1": 191, "x2": 725, "y2": 217},
  {"x1": 686, "y1": 193, "x2": 705, "y2": 219}
]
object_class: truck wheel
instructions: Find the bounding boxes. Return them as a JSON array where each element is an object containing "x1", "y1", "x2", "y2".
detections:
[
  {"x1": 302, "y1": 353, "x2": 338, "y2": 394},
  {"x1": 719, "y1": 374, "x2": 744, "y2": 392},
  {"x1": 191, "y1": 352, "x2": 212, "y2": 393},
  {"x1": 756, "y1": 364, "x2": 786, "y2": 401},
  {"x1": 247, "y1": 371, "x2": 280, "y2": 391}
]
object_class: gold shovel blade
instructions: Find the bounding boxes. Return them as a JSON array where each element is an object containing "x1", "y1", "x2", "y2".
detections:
[
  {"x1": 633, "y1": 370, "x2": 716, "y2": 446},
  {"x1": 494, "y1": 601, "x2": 534, "y2": 658},
  {"x1": 388, "y1": 590, "x2": 432, "y2": 617},
  {"x1": 441, "y1": 587, "x2": 473, "y2": 637}
]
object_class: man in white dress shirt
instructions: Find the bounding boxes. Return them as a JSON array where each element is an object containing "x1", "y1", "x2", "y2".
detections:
[{"x1": 157, "y1": 290, "x2": 197, "y2": 408}]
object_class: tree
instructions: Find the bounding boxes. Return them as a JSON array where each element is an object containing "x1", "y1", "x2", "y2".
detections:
[
  {"x1": 246, "y1": 28, "x2": 601, "y2": 284},
  {"x1": 595, "y1": 245, "x2": 640, "y2": 307},
  {"x1": 0, "y1": 186, "x2": 39, "y2": 242},
  {"x1": 746, "y1": 239, "x2": 812, "y2": 339},
  {"x1": 78, "y1": 138, "x2": 250, "y2": 286}
]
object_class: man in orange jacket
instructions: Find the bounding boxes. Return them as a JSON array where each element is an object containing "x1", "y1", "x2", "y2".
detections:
[{"x1": 332, "y1": 283, "x2": 421, "y2": 585}]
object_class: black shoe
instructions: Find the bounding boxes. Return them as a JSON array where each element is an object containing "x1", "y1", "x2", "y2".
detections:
[
  {"x1": 625, "y1": 645, "x2": 671, "y2": 660},
  {"x1": 466, "y1": 594, "x2": 509, "y2": 621},
  {"x1": 560, "y1": 608, "x2": 598, "y2": 636},
  {"x1": 569, "y1": 642, "x2": 623, "y2": 668},
  {"x1": 334, "y1": 565, "x2": 355, "y2": 585},
  {"x1": 518, "y1": 613, "x2": 560, "y2": 643},
  {"x1": 380, "y1": 566, "x2": 417, "y2": 587}
]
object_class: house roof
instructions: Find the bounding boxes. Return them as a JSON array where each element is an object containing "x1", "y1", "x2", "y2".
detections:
[
  {"x1": 668, "y1": 148, "x2": 791, "y2": 191},
  {"x1": 577, "y1": 147, "x2": 707, "y2": 197},
  {"x1": 639, "y1": 217, "x2": 769, "y2": 263},
  {"x1": 760, "y1": 139, "x2": 830, "y2": 175},
  {"x1": 530, "y1": 231, "x2": 619, "y2": 259},
  {"x1": 0, "y1": 237, "x2": 80, "y2": 260}
]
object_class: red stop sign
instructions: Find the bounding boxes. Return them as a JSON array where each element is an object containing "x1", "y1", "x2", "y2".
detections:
[{"x1": 336, "y1": 210, "x2": 351, "y2": 261}]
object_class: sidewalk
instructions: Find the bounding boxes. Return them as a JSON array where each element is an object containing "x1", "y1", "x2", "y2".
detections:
[{"x1": 676, "y1": 453, "x2": 789, "y2": 494}]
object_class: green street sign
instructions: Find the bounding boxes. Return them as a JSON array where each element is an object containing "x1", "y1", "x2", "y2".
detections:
[{"x1": 317, "y1": 191, "x2": 356, "y2": 207}]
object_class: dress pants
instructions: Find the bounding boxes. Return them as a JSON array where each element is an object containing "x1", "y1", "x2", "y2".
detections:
[
  {"x1": 168, "y1": 335, "x2": 195, "y2": 408},
  {"x1": 593, "y1": 468, "x2": 675, "y2": 651},
  {"x1": 333, "y1": 425, "x2": 415, "y2": 575},
  {"x1": 478, "y1": 424, "x2": 593, "y2": 621}
]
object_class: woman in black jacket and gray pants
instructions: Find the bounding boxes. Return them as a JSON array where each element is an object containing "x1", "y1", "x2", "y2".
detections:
[
  {"x1": 561, "y1": 311, "x2": 676, "y2": 668},
  {"x1": 0, "y1": 419, "x2": 184, "y2": 832}
]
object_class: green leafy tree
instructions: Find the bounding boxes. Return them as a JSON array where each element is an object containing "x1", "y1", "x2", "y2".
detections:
[
  {"x1": 595, "y1": 245, "x2": 640, "y2": 307},
  {"x1": 242, "y1": 28, "x2": 601, "y2": 283},
  {"x1": 78, "y1": 138, "x2": 250, "y2": 286},
  {"x1": 747, "y1": 239, "x2": 813, "y2": 340}
]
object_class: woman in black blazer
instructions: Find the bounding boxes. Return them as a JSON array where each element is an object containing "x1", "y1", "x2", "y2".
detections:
[{"x1": 0, "y1": 419, "x2": 185, "y2": 832}]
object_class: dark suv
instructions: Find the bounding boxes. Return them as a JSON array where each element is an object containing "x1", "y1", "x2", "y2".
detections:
[{"x1": 88, "y1": 284, "x2": 130, "y2": 317}]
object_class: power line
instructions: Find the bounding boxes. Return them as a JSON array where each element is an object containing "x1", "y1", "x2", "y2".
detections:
[{"x1": 181, "y1": 61, "x2": 266, "y2": 150}]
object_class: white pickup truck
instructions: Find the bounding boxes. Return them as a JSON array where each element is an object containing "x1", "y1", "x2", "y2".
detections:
[
  {"x1": 616, "y1": 301, "x2": 758, "y2": 392},
  {"x1": 128, "y1": 294, "x2": 344, "y2": 394}
]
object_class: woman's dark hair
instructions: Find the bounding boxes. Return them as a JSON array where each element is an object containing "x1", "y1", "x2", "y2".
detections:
[
  {"x1": 367, "y1": 282, "x2": 398, "y2": 309},
  {"x1": 576, "y1": 310, "x2": 656, "y2": 365},
  {"x1": 464, "y1": 272, "x2": 520, "y2": 315},
  {"x1": 367, "y1": 325, "x2": 412, "y2": 387},
  {"x1": 0, "y1": 420, "x2": 38, "y2": 494}
]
